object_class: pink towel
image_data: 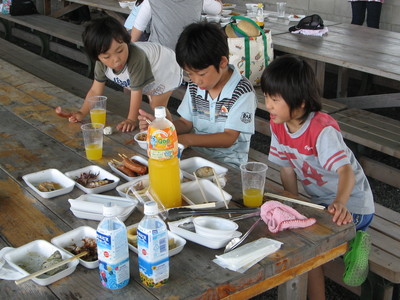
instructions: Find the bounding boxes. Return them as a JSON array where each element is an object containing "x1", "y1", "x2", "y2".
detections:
[{"x1": 260, "y1": 201, "x2": 316, "y2": 233}]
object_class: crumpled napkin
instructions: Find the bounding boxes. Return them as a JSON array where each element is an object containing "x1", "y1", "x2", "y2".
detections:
[
  {"x1": 0, "y1": 247, "x2": 25, "y2": 280},
  {"x1": 290, "y1": 27, "x2": 329, "y2": 36},
  {"x1": 260, "y1": 201, "x2": 316, "y2": 233},
  {"x1": 213, "y1": 238, "x2": 282, "y2": 273}
]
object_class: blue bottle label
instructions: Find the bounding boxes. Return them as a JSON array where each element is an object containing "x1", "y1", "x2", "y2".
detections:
[{"x1": 99, "y1": 258, "x2": 130, "y2": 289}]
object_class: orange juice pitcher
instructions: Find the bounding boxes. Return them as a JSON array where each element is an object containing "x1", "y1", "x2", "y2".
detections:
[{"x1": 147, "y1": 106, "x2": 181, "y2": 208}]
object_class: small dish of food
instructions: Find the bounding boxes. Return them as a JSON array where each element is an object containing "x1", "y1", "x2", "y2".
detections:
[
  {"x1": 4, "y1": 240, "x2": 79, "y2": 286},
  {"x1": 108, "y1": 155, "x2": 148, "y2": 181},
  {"x1": 22, "y1": 168, "x2": 75, "y2": 199},
  {"x1": 65, "y1": 165, "x2": 120, "y2": 194},
  {"x1": 134, "y1": 131, "x2": 148, "y2": 150},
  {"x1": 180, "y1": 156, "x2": 228, "y2": 181},
  {"x1": 126, "y1": 223, "x2": 186, "y2": 257},
  {"x1": 51, "y1": 226, "x2": 98, "y2": 269}
]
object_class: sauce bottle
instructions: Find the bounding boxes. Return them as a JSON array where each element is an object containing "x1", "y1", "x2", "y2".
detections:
[{"x1": 256, "y1": 3, "x2": 264, "y2": 29}]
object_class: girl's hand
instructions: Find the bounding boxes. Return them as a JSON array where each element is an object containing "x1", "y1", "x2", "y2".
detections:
[
  {"x1": 327, "y1": 202, "x2": 352, "y2": 226},
  {"x1": 138, "y1": 109, "x2": 155, "y2": 131},
  {"x1": 68, "y1": 111, "x2": 84, "y2": 123},
  {"x1": 116, "y1": 119, "x2": 136, "y2": 132}
]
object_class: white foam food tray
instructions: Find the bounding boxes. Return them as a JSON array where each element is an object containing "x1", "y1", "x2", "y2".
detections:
[
  {"x1": 4, "y1": 240, "x2": 79, "y2": 286},
  {"x1": 108, "y1": 155, "x2": 148, "y2": 181},
  {"x1": 181, "y1": 179, "x2": 231, "y2": 208},
  {"x1": 126, "y1": 223, "x2": 186, "y2": 257},
  {"x1": 68, "y1": 194, "x2": 138, "y2": 214},
  {"x1": 168, "y1": 217, "x2": 241, "y2": 249},
  {"x1": 69, "y1": 205, "x2": 135, "y2": 222},
  {"x1": 65, "y1": 165, "x2": 120, "y2": 194},
  {"x1": 51, "y1": 226, "x2": 98, "y2": 269},
  {"x1": 22, "y1": 168, "x2": 75, "y2": 199},
  {"x1": 180, "y1": 157, "x2": 228, "y2": 181},
  {"x1": 115, "y1": 176, "x2": 149, "y2": 198}
]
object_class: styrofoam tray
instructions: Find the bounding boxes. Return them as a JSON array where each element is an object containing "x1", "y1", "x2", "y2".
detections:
[
  {"x1": 51, "y1": 226, "x2": 98, "y2": 269},
  {"x1": 116, "y1": 176, "x2": 149, "y2": 198},
  {"x1": 180, "y1": 157, "x2": 228, "y2": 181},
  {"x1": 168, "y1": 217, "x2": 241, "y2": 249},
  {"x1": 65, "y1": 165, "x2": 120, "y2": 194},
  {"x1": 288, "y1": 14, "x2": 305, "y2": 22},
  {"x1": 22, "y1": 168, "x2": 75, "y2": 199},
  {"x1": 4, "y1": 240, "x2": 79, "y2": 286},
  {"x1": 69, "y1": 205, "x2": 135, "y2": 222},
  {"x1": 108, "y1": 155, "x2": 148, "y2": 181},
  {"x1": 181, "y1": 179, "x2": 232, "y2": 208},
  {"x1": 126, "y1": 223, "x2": 186, "y2": 257},
  {"x1": 68, "y1": 194, "x2": 138, "y2": 214}
]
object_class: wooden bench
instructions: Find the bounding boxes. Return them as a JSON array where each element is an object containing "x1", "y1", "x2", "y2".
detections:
[
  {"x1": 249, "y1": 148, "x2": 400, "y2": 300},
  {"x1": 0, "y1": 13, "x2": 93, "y2": 75}
]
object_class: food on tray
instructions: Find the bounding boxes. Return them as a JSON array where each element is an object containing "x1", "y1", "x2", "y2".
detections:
[
  {"x1": 112, "y1": 154, "x2": 148, "y2": 177},
  {"x1": 37, "y1": 181, "x2": 63, "y2": 192},
  {"x1": 195, "y1": 166, "x2": 215, "y2": 178},
  {"x1": 223, "y1": 3, "x2": 232, "y2": 7},
  {"x1": 74, "y1": 171, "x2": 114, "y2": 188},
  {"x1": 54, "y1": 106, "x2": 73, "y2": 118},
  {"x1": 127, "y1": 226, "x2": 177, "y2": 250},
  {"x1": 136, "y1": 133, "x2": 146, "y2": 141},
  {"x1": 41, "y1": 250, "x2": 68, "y2": 276},
  {"x1": 293, "y1": 15, "x2": 301, "y2": 18},
  {"x1": 65, "y1": 237, "x2": 98, "y2": 261}
]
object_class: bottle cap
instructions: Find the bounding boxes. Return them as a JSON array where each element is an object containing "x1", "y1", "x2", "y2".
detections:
[
  {"x1": 257, "y1": 3, "x2": 263, "y2": 7},
  {"x1": 154, "y1": 106, "x2": 166, "y2": 118},
  {"x1": 144, "y1": 201, "x2": 159, "y2": 215},
  {"x1": 103, "y1": 202, "x2": 119, "y2": 217}
]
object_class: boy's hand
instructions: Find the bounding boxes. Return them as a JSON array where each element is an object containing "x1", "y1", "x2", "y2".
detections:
[
  {"x1": 327, "y1": 202, "x2": 352, "y2": 226},
  {"x1": 138, "y1": 109, "x2": 155, "y2": 131},
  {"x1": 116, "y1": 119, "x2": 136, "y2": 132},
  {"x1": 68, "y1": 111, "x2": 84, "y2": 123}
]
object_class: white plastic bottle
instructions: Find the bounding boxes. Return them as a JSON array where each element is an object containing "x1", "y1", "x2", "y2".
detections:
[
  {"x1": 137, "y1": 201, "x2": 169, "y2": 288},
  {"x1": 96, "y1": 203, "x2": 130, "y2": 289}
]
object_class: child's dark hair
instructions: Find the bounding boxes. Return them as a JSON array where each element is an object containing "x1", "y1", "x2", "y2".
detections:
[
  {"x1": 82, "y1": 17, "x2": 131, "y2": 61},
  {"x1": 261, "y1": 55, "x2": 322, "y2": 122},
  {"x1": 175, "y1": 22, "x2": 229, "y2": 71}
]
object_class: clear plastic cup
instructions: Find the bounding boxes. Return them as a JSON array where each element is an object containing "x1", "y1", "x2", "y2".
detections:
[
  {"x1": 240, "y1": 162, "x2": 268, "y2": 207},
  {"x1": 81, "y1": 123, "x2": 104, "y2": 160},
  {"x1": 277, "y1": 2, "x2": 287, "y2": 18},
  {"x1": 88, "y1": 96, "x2": 107, "y2": 126}
]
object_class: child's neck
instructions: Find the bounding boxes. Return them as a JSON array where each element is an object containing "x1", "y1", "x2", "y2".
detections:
[{"x1": 208, "y1": 67, "x2": 232, "y2": 99}]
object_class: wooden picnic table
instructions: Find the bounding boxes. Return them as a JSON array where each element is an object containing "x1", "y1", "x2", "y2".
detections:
[{"x1": 0, "y1": 58, "x2": 355, "y2": 299}]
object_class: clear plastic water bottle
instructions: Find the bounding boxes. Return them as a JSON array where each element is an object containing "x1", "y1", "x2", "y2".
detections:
[
  {"x1": 256, "y1": 3, "x2": 264, "y2": 29},
  {"x1": 96, "y1": 203, "x2": 130, "y2": 289},
  {"x1": 137, "y1": 201, "x2": 169, "y2": 288}
]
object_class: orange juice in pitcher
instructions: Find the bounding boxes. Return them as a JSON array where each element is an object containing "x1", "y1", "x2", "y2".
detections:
[{"x1": 147, "y1": 106, "x2": 181, "y2": 209}]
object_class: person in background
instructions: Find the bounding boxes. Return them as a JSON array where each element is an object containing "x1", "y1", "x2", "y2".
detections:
[
  {"x1": 130, "y1": 0, "x2": 223, "y2": 50},
  {"x1": 124, "y1": 0, "x2": 150, "y2": 41},
  {"x1": 348, "y1": 0, "x2": 383, "y2": 29},
  {"x1": 261, "y1": 54, "x2": 375, "y2": 299},
  {"x1": 68, "y1": 17, "x2": 182, "y2": 132},
  {"x1": 138, "y1": 22, "x2": 257, "y2": 168}
]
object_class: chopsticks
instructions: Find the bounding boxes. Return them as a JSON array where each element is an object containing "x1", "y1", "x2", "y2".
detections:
[
  {"x1": 264, "y1": 192, "x2": 325, "y2": 210},
  {"x1": 15, "y1": 251, "x2": 88, "y2": 285},
  {"x1": 193, "y1": 172, "x2": 208, "y2": 203}
]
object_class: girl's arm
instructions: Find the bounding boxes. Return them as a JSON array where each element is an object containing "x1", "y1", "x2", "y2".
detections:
[
  {"x1": 69, "y1": 80, "x2": 105, "y2": 123},
  {"x1": 116, "y1": 89, "x2": 143, "y2": 132},
  {"x1": 176, "y1": 129, "x2": 240, "y2": 149},
  {"x1": 130, "y1": 27, "x2": 144, "y2": 42},
  {"x1": 327, "y1": 164, "x2": 354, "y2": 225},
  {"x1": 280, "y1": 166, "x2": 298, "y2": 195}
]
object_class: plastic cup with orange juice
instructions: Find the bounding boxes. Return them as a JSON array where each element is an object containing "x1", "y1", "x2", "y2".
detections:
[
  {"x1": 240, "y1": 162, "x2": 268, "y2": 207},
  {"x1": 88, "y1": 96, "x2": 107, "y2": 126},
  {"x1": 81, "y1": 123, "x2": 104, "y2": 160}
]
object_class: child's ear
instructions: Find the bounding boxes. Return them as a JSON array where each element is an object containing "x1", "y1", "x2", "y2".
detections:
[{"x1": 219, "y1": 56, "x2": 229, "y2": 69}]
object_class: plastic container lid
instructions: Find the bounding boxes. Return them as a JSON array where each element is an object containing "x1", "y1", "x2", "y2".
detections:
[
  {"x1": 144, "y1": 201, "x2": 159, "y2": 215},
  {"x1": 154, "y1": 106, "x2": 166, "y2": 118}
]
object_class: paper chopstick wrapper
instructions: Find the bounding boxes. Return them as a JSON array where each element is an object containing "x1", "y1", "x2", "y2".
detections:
[{"x1": 213, "y1": 238, "x2": 282, "y2": 273}]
